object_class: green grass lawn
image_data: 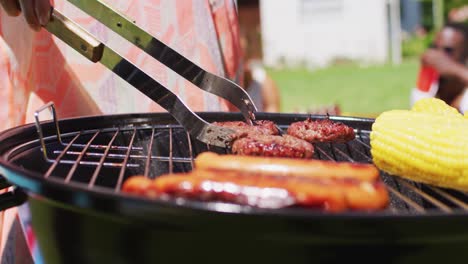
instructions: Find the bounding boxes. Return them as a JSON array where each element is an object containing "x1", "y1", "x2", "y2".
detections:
[{"x1": 268, "y1": 59, "x2": 419, "y2": 116}]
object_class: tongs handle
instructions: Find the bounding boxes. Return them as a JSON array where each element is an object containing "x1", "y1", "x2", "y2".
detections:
[
  {"x1": 65, "y1": 0, "x2": 258, "y2": 124},
  {"x1": 45, "y1": 9, "x2": 104, "y2": 63},
  {"x1": 43, "y1": 9, "x2": 235, "y2": 148}
]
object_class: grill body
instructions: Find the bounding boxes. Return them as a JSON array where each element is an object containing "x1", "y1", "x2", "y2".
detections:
[
  {"x1": 1, "y1": 112, "x2": 468, "y2": 263},
  {"x1": 28, "y1": 197, "x2": 468, "y2": 264}
]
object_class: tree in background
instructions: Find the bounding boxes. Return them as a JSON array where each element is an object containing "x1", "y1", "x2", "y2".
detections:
[{"x1": 419, "y1": 0, "x2": 468, "y2": 31}]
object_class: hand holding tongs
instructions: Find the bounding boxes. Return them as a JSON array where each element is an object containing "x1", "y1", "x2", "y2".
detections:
[{"x1": 44, "y1": 1, "x2": 258, "y2": 148}]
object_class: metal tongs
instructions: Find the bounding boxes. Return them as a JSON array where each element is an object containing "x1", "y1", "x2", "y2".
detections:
[{"x1": 44, "y1": 1, "x2": 258, "y2": 148}]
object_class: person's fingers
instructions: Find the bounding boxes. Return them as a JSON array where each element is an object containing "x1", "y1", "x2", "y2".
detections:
[
  {"x1": 0, "y1": 0, "x2": 21, "y2": 16},
  {"x1": 422, "y1": 50, "x2": 440, "y2": 64},
  {"x1": 34, "y1": 0, "x2": 51, "y2": 26},
  {"x1": 18, "y1": 0, "x2": 40, "y2": 31}
]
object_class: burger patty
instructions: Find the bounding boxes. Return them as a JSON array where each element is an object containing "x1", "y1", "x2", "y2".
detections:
[
  {"x1": 232, "y1": 134, "x2": 314, "y2": 158},
  {"x1": 287, "y1": 118, "x2": 355, "y2": 143},
  {"x1": 213, "y1": 120, "x2": 279, "y2": 136}
]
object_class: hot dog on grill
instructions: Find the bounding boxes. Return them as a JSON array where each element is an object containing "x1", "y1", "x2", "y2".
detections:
[
  {"x1": 122, "y1": 170, "x2": 389, "y2": 212},
  {"x1": 194, "y1": 152, "x2": 379, "y2": 182},
  {"x1": 122, "y1": 176, "x2": 156, "y2": 197}
]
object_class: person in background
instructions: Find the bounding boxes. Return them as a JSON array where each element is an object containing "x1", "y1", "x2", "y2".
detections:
[
  {"x1": 242, "y1": 59, "x2": 281, "y2": 112},
  {"x1": 240, "y1": 32, "x2": 281, "y2": 112},
  {"x1": 411, "y1": 23, "x2": 468, "y2": 114},
  {"x1": 449, "y1": 5, "x2": 468, "y2": 23},
  {"x1": 0, "y1": 0, "x2": 242, "y2": 263}
]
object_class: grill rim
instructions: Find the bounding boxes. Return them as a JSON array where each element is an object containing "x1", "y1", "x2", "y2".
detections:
[{"x1": 1, "y1": 111, "x2": 468, "y2": 220}]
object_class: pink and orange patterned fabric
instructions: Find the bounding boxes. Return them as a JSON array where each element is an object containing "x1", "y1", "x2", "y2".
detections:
[
  {"x1": 0, "y1": 1, "x2": 242, "y2": 263},
  {"x1": 0, "y1": 0, "x2": 242, "y2": 131}
]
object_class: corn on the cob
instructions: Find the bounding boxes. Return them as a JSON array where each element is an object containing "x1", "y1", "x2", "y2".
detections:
[
  {"x1": 412, "y1": 98, "x2": 462, "y2": 117},
  {"x1": 370, "y1": 104, "x2": 468, "y2": 191}
]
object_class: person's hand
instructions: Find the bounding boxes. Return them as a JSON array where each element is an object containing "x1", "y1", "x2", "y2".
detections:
[
  {"x1": 0, "y1": 0, "x2": 51, "y2": 31},
  {"x1": 421, "y1": 49, "x2": 460, "y2": 77}
]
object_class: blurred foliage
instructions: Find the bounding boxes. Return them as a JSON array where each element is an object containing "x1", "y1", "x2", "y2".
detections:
[
  {"x1": 418, "y1": 0, "x2": 468, "y2": 30},
  {"x1": 418, "y1": 0, "x2": 437, "y2": 30},
  {"x1": 402, "y1": 31, "x2": 434, "y2": 58},
  {"x1": 444, "y1": 0, "x2": 468, "y2": 16}
]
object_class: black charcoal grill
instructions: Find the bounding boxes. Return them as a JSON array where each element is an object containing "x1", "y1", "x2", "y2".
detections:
[
  {"x1": 1, "y1": 3, "x2": 464, "y2": 263},
  {"x1": 0, "y1": 104, "x2": 468, "y2": 264}
]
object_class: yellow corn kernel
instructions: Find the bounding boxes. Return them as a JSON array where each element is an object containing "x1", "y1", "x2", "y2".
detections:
[
  {"x1": 370, "y1": 109, "x2": 468, "y2": 191},
  {"x1": 412, "y1": 98, "x2": 462, "y2": 117}
]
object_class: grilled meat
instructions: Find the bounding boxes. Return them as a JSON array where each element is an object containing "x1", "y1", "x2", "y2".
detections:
[
  {"x1": 213, "y1": 120, "x2": 279, "y2": 136},
  {"x1": 231, "y1": 134, "x2": 314, "y2": 158},
  {"x1": 195, "y1": 152, "x2": 380, "y2": 182},
  {"x1": 122, "y1": 176, "x2": 156, "y2": 197},
  {"x1": 287, "y1": 118, "x2": 355, "y2": 143},
  {"x1": 156, "y1": 172, "x2": 296, "y2": 209},
  {"x1": 122, "y1": 169, "x2": 389, "y2": 212}
]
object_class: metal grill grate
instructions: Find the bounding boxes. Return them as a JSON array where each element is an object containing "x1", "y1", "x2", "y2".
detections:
[{"x1": 14, "y1": 103, "x2": 468, "y2": 214}]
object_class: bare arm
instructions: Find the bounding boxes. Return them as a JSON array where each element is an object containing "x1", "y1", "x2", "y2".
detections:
[
  {"x1": 422, "y1": 49, "x2": 468, "y2": 86},
  {"x1": 452, "y1": 88, "x2": 467, "y2": 112},
  {"x1": 422, "y1": 50, "x2": 468, "y2": 110},
  {"x1": 261, "y1": 75, "x2": 281, "y2": 112},
  {"x1": 451, "y1": 65, "x2": 468, "y2": 86}
]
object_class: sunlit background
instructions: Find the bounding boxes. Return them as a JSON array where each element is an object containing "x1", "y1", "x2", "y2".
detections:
[{"x1": 238, "y1": 0, "x2": 466, "y2": 116}]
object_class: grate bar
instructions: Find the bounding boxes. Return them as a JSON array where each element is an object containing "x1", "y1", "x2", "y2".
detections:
[
  {"x1": 348, "y1": 148, "x2": 373, "y2": 163},
  {"x1": 52, "y1": 150, "x2": 193, "y2": 163},
  {"x1": 65, "y1": 131, "x2": 101, "y2": 183},
  {"x1": 115, "y1": 128, "x2": 137, "y2": 192},
  {"x1": 186, "y1": 132, "x2": 194, "y2": 170},
  {"x1": 55, "y1": 160, "x2": 139, "y2": 168},
  {"x1": 88, "y1": 130, "x2": 120, "y2": 188},
  {"x1": 64, "y1": 143, "x2": 143, "y2": 151},
  {"x1": 345, "y1": 143, "x2": 354, "y2": 160},
  {"x1": 169, "y1": 127, "x2": 173, "y2": 173},
  {"x1": 144, "y1": 128, "x2": 156, "y2": 178},
  {"x1": 314, "y1": 145, "x2": 335, "y2": 161},
  {"x1": 45, "y1": 133, "x2": 81, "y2": 178},
  {"x1": 397, "y1": 179, "x2": 452, "y2": 212},
  {"x1": 349, "y1": 140, "x2": 374, "y2": 163},
  {"x1": 329, "y1": 143, "x2": 338, "y2": 160},
  {"x1": 428, "y1": 187, "x2": 468, "y2": 209},
  {"x1": 331, "y1": 144, "x2": 355, "y2": 162},
  {"x1": 386, "y1": 185, "x2": 426, "y2": 213},
  {"x1": 355, "y1": 137, "x2": 370, "y2": 149}
]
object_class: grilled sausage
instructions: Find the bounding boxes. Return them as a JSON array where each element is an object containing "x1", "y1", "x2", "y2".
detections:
[
  {"x1": 122, "y1": 176, "x2": 157, "y2": 197},
  {"x1": 195, "y1": 152, "x2": 379, "y2": 182},
  {"x1": 151, "y1": 172, "x2": 297, "y2": 209},
  {"x1": 123, "y1": 170, "x2": 389, "y2": 212}
]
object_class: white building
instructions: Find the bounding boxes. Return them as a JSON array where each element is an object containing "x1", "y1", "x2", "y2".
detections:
[{"x1": 260, "y1": 0, "x2": 401, "y2": 68}]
